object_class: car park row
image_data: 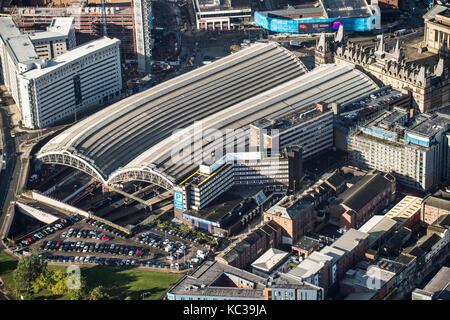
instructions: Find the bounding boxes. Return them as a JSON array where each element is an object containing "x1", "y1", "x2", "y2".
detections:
[
  {"x1": 36, "y1": 252, "x2": 204, "y2": 270},
  {"x1": 18, "y1": 216, "x2": 82, "y2": 247},
  {"x1": 40, "y1": 240, "x2": 148, "y2": 257}
]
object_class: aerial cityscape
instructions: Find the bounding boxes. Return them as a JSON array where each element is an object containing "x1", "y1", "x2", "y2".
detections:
[{"x1": 0, "y1": 0, "x2": 449, "y2": 304}]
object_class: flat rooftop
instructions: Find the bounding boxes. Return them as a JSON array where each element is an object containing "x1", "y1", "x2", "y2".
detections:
[
  {"x1": 341, "y1": 266, "x2": 395, "y2": 291},
  {"x1": 379, "y1": 109, "x2": 408, "y2": 129},
  {"x1": 0, "y1": 17, "x2": 21, "y2": 41},
  {"x1": 330, "y1": 228, "x2": 369, "y2": 253},
  {"x1": 196, "y1": 0, "x2": 251, "y2": 11},
  {"x1": 6, "y1": 35, "x2": 40, "y2": 64},
  {"x1": 407, "y1": 114, "x2": 450, "y2": 138},
  {"x1": 322, "y1": 0, "x2": 371, "y2": 18},
  {"x1": 28, "y1": 31, "x2": 67, "y2": 41},
  {"x1": 22, "y1": 37, "x2": 119, "y2": 79},
  {"x1": 183, "y1": 186, "x2": 259, "y2": 224},
  {"x1": 264, "y1": 7, "x2": 324, "y2": 18},
  {"x1": 293, "y1": 236, "x2": 320, "y2": 251},
  {"x1": 424, "y1": 190, "x2": 450, "y2": 211},
  {"x1": 251, "y1": 248, "x2": 289, "y2": 273}
]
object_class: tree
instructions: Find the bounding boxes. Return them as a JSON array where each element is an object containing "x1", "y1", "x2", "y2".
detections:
[
  {"x1": 31, "y1": 271, "x2": 51, "y2": 293},
  {"x1": 89, "y1": 286, "x2": 111, "y2": 300},
  {"x1": 13, "y1": 249, "x2": 47, "y2": 294},
  {"x1": 49, "y1": 270, "x2": 69, "y2": 295}
]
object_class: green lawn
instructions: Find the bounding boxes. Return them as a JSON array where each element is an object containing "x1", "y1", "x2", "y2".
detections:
[{"x1": 0, "y1": 250, "x2": 182, "y2": 300}]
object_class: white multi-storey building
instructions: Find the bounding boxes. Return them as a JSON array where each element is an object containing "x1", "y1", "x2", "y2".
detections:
[
  {"x1": 18, "y1": 37, "x2": 122, "y2": 128},
  {"x1": 0, "y1": 16, "x2": 122, "y2": 129},
  {"x1": 348, "y1": 107, "x2": 450, "y2": 191},
  {"x1": 0, "y1": 17, "x2": 41, "y2": 105}
]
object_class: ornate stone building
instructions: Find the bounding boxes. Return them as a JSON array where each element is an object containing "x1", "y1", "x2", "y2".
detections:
[{"x1": 315, "y1": 25, "x2": 450, "y2": 113}]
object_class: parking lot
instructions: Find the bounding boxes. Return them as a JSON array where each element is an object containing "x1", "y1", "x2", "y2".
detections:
[
  {"x1": 14, "y1": 211, "x2": 208, "y2": 270},
  {"x1": 339, "y1": 87, "x2": 406, "y2": 123}
]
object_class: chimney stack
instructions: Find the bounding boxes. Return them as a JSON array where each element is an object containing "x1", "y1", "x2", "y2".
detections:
[{"x1": 317, "y1": 101, "x2": 328, "y2": 113}]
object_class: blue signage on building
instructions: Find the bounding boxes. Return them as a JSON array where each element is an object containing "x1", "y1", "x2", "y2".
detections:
[{"x1": 174, "y1": 192, "x2": 184, "y2": 210}]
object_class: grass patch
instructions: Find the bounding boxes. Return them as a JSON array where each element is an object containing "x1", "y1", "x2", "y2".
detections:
[
  {"x1": 0, "y1": 251, "x2": 18, "y2": 296},
  {"x1": 0, "y1": 251, "x2": 182, "y2": 300},
  {"x1": 81, "y1": 266, "x2": 182, "y2": 300}
]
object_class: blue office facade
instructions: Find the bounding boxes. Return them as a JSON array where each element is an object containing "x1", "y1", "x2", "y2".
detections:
[{"x1": 254, "y1": 11, "x2": 380, "y2": 33}]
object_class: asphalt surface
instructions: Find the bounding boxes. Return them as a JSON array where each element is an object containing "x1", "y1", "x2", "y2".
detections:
[{"x1": 0, "y1": 106, "x2": 18, "y2": 240}]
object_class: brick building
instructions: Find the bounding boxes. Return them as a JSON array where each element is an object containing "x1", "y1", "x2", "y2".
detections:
[
  {"x1": 422, "y1": 189, "x2": 450, "y2": 224},
  {"x1": 329, "y1": 171, "x2": 396, "y2": 229},
  {"x1": 215, "y1": 220, "x2": 282, "y2": 269},
  {"x1": 264, "y1": 195, "x2": 316, "y2": 245},
  {"x1": 384, "y1": 195, "x2": 422, "y2": 229}
]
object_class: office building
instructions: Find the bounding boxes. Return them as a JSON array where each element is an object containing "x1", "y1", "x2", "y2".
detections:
[
  {"x1": 0, "y1": 17, "x2": 41, "y2": 107},
  {"x1": 18, "y1": 37, "x2": 122, "y2": 128},
  {"x1": 12, "y1": 5, "x2": 136, "y2": 60},
  {"x1": 250, "y1": 102, "x2": 334, "y2": 160}
]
